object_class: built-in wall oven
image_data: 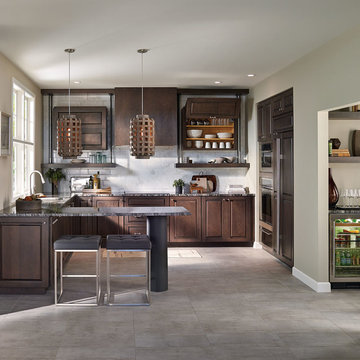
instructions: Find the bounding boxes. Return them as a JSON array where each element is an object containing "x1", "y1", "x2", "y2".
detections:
[
  {"x1": 259, "y1": 142, "x2": 273, "y2": 172},
  {"x1": 259, "y1": 175, "x2": 274, "y2": 250}
]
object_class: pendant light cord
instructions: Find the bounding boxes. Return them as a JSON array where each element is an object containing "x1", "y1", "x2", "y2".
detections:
[
  {"x1": 68, "y1": 50, "x2": 71, "y2": 116},
  {"x1": 141, "y1": 51, "x2": 144, "y2": 116}
]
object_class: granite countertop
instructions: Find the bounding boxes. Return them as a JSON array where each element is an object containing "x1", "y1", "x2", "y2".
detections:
[
  {"x1": 79, "y1": 192, "x2": 255, "y2": 197},
  {"x1": 329, "y1": 208, "x2": 360, "y2": 215}
]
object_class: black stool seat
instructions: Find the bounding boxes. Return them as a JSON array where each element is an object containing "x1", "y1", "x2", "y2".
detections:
[
  {"x1": 54, "y1": 235, "x2": 102, "y2": 250},
  {"x1": 107, "y1": 234, "x2": 151, "y2": 250}
]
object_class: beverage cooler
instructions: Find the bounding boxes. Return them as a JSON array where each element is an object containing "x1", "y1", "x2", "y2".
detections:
[{"x1": 330, "y1": 213, "x2": 360, "y2": 282}]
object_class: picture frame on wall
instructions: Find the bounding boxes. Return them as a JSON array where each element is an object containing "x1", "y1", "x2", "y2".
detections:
[{"x1": 0, "y1": 112, "x2": 11, "y2": 156}]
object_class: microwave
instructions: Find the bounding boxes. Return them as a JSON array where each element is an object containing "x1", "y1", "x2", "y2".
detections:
[{"x1": 260, "y1": 142, "x2": 273, "y2": 172}]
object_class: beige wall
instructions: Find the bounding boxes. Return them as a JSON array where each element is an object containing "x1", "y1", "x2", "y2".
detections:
[
  {"x1": 250, "y1": 24, "x2": 360, "y2": 283},
  {"x1": 0, "y1": 52, "x2": 42, "y2": 210}
]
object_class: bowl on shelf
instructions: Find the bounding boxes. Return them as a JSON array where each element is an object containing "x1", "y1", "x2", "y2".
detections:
[
  {"x1": 187, "y1": 129, "x2": 203, "y2": 138},
  {"x1": 217, "y1": 132, "x2": 233, "y2": 139},
  {"x1": 195, "y1": 140, "x2": 204, "y2": 149},
  {"x1": 204, "y1": 134, "x2": 217, "y2": 139}
]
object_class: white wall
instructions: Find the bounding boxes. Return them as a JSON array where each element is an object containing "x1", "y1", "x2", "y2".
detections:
[
  {"x1": 0, "y1": 52, "x2": 42, "y2": 209},
  {"x1": 250, "y1": 24, "x2": 360, "y2": 284}
]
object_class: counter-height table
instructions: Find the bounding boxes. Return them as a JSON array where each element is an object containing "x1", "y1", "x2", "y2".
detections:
[{"x1": 0, "y1": 203, "x2": 190, "y2": 293}]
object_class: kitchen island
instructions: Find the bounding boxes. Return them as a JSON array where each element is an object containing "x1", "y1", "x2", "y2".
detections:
[{"x1": 0, "y1": 193, "x2": 254, "y2": 294}]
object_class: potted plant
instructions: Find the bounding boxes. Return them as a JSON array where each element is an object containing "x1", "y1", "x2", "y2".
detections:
[
  {"x1": 44, "y1": 168, "x2": 65, "y2": 195},
  {"x1": 173, "y1": 179, "x2": 185, "y2": 195}
]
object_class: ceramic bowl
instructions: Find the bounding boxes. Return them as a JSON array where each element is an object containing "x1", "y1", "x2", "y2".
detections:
[
  {"x1": 195, "y1": 140, "x2": 204, "y2": 149},
  {"x1": 217, "y1": 132, "x2": 233, "y2": 139},
  {"x1": 204, "y1": 134, "x2": 217, "y2": 139},
  {"x1": 187, "y1": 129, "x2": 203, "y2": 138}
]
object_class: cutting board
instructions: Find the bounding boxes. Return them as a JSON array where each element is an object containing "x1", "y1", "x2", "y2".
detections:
[{"x1": 191, "y1": 175, "x2": 217, "y2": 193}]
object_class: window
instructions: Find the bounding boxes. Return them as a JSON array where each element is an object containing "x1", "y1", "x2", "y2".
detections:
[{"x1": 12, "y1": 81, "x2": 35, "y2": 199}]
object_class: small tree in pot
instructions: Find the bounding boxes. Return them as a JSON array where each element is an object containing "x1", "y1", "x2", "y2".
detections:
[
  {"x1": 45, "y1": 168, "x2": 65, "y2": 195},
  {"x1": 173, "y1": 179, "x2": 185, "y2": 195}
]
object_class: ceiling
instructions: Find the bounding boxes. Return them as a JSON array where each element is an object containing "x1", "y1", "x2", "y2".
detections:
[{"x1": 1, "y1": 0, "x2": 360, "y2": 89}]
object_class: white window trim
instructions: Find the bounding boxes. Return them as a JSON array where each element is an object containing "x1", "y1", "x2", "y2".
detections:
[{"x1": 11, "y1": 78, "x2": 36, "y2": 201}]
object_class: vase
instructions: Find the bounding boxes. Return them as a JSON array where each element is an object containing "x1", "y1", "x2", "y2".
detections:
[
  {"x1": 175, "y1": 186, "x2": 183, "y2": 195},
  {"x1": 329, "y1": 168, "x2": 339, "y2": 209},
  {"x1": 52, "y1": 182, "x2": 59, "y2": 196}
]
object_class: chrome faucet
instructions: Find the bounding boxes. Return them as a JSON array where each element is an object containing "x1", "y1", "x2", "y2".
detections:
[{"x1": 29, "y1": 170, "x2": 45, "y2": 195}]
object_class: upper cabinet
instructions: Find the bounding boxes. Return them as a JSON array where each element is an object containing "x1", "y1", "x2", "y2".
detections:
[
  {"x1": 271, "y1": 89, "x2": 293, "y2": 118},
  {"x1": 114, "y1": 87, "x2": 177, "y2": 146},
  {"x1": 52, "y1": 106, "x2": 107, "y2": 150},
  {"x1": 257, "y1": 100, "x2": 272, "y2": 141},
  {"x1": 185, "y1": 98, "x2": 240, "y2": 119}
]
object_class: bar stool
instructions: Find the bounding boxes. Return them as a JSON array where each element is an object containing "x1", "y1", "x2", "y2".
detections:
[
  {"x1": 106, "y1": 234, "x2": 151, "y2": 306},
  {"x1": 54, "y1": 235, "x2": 102, "y2": 306}
]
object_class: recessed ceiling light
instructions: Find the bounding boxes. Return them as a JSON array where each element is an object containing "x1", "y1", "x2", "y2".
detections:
[
  {"x1": 247, "y1": 74, "x2": 255, "y2": 77},
  {"x1": 214, "y1": 81, "x2": 222, "y2": 84},
  {"x1": 73, "y1": 80, "x2": 81, "y2": 84}
]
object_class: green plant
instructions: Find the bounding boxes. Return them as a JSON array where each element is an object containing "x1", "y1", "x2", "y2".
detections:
[
  {"x1": 44, "y1": 168, "x2": 65, "y2": 185},
  {"x1": 173, "y1": 179, "x2": 185, "y2": 187}
]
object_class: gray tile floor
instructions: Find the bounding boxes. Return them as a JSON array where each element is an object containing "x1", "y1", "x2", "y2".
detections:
[{"x1": 1, "y1": 247, "x2": 360, "y2": 359}]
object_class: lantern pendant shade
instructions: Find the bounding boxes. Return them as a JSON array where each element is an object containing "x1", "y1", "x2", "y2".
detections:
[
  {"x1": 130, "y1": 114, "x2": 155, "y2": 159},
  {"x1": 57, "y1": 114, "x2": 82, "y2": 159}
]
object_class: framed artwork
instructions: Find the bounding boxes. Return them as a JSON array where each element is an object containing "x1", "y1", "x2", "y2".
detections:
[{"x1": 0, "y1": 112, "x2": 11, "y2": 156}]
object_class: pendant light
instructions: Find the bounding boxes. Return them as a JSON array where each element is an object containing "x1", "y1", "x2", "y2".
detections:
[
  {"x1": 57, "y1": 48, "x2": 82, "y2": 159},
  {"x1": 130, "y1": 49, "x2": 155, "y2": 159}
]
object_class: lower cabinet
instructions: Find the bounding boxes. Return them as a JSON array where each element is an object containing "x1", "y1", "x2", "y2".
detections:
[
  {"x1": 93, "y1": 197, "x2": 124, "y2": 236},
  {"x1": 202, "y1": 197, "x2": 254, "y2": 243},
  {"x1": 124, "y1": 196, "x2": 169, "y2": 235},
  {"x1": 77, "y1": 196, "x2": 96, "y2": 235},
  {"x1": 170, "y1": 196, "x2": 254, "y2": 244},
  {"x1": 0, "y1": 217, "x2": 50, "y2": 293},
  {"x1": 169, "y1": 197, "x2": 202, "y2": 242}
]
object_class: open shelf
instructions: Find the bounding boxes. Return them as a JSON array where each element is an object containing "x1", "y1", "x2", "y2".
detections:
[
  {"x1": 186, "y1": 137, "x2": 234, "y2": 141},
  {"x1": 41, "y1": 163, "x2": 118, "y2": 169},
  {"x1": 186, "y1": 125, "x2": 234, "y2": 128},
  {"x1": 175, "y1": 163, "x2": 250, "y2": 168},
  {"x1": 329, "y1": 156, "x2": 360, "y2": 163},
  {"x1": 329, "y1": 111, "x2": 360, "y2": 120}
]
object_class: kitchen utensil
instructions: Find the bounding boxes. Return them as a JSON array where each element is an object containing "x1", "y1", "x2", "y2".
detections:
[
  {"x1": 205, "y1": 142, "x2": 211, "y2": 149},
  {"x1": 212, "y1": 142, "x2": 218, "y2": 149},
  {"x1": 219, "y1": 142, "x2": 225, "y2": 149},
  {"x1": 217, "y1": 132, "x2": 233, "y2": 138},
  {"x1": 187, "y1": 129, "x2": 203, "y2": 138},
  {"x1": 226, "y1": 142, "x2": 231, "y2": 149},
  {"x1": 71, "y1": 159, "x2": 86, "y2": 164},
  {"x1": 205, "y1": 134, "x2": 217, "y2": 139},
  {"x1": 195, "y1": 140, "x2": 204, "y2": 148}
]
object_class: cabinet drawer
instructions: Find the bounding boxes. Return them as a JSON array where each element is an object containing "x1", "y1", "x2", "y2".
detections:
[
  {"x1": 125, "y1": 197, "x2": 168, "y2": 224},
  {"x1": 260, "y1": 227, "x2": 273, "y2": 249}
]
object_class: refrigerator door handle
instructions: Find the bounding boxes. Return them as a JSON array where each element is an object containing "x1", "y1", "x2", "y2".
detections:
[{"x1": 276, "y1": 137, "x2": 281, "y2": 254}]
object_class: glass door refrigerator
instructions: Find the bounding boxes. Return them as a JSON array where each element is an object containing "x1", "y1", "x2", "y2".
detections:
[{"x1": 330, "y1": 213, "x2": 360, "y2": 283}]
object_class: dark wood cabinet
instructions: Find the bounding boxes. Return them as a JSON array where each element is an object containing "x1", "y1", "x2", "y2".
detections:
[
  {"x1": 274, "y1": 131, "x2": 294, "y2": 266},
  {"x1": 0, "y1": 217, "x2": 49, "y2": 293},
  {"x1": 124, "y1": 196, "x2": 169, "y2": 235},
  {"x1": 169, "y1": 197, "x2": 202, "y2": 242},
  {"x1": 202, "y1": 197, "x2": 253, "y2": 243},
  {"x1": 93, "y1": 197, "x2": 123, "y2": 236},
  {"x1": 185, "y1": 98, "x2": 240, "y2": 118},
  {"x1": 257, "y1": 101, "x2": 272, "y2": 140},
  {"x1": 52, "y1": 106, "x2": 107, "y2": 150},
  {"x1": 114, "y1": 87, "x2": 177, "y2": 146},
  {"x1": 77, "y1": 196, "x2": 96, "y2": 235},
  {"x1": 271, "y1": 89, "x2": 293, "y2": 118}
]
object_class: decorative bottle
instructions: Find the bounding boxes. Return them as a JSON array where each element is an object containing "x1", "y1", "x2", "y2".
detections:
[{"x1": 329, "y1": 168, "x2": 339, "y2": 209}]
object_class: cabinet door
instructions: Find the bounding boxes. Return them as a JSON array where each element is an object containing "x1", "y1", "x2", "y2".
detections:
[
  {"x1": 0, "y1": 217, "x2": 49, "y2": 291},
  {"x1": 169, "y1": 197, "x2": 201, "y2": 242},
  {"x1": 223, "y1": 197, "x2": 254, "y2": 242},
  {"x1": 93, "y1": 197, "x2": 122, "y2": 236},
  {"x1": 202, "y1": 197, "x2": 224, "y2": 242},
  {"x1": 257, "y1": 104, "x2": 264, "y2": 140},
  {"x1": 271, "y1": 89, "x2": 293, "y2": 118},
  {"x1": 123, "y1": 197, "x2": 169, "y2": 235},
  {"x1": 78, "y1": 197, "x2": 96, "y2": 235},
  {"x1": 186, "y1": 98, "x2": 240, "y2": 118},
  {"x1": 257, "y1": 101, "x2": 271, "y2": 140},
  {"x1": 114, "y1": 87, "x2": 177, "y2": 146},
  {"x1": 278, "y1": 131, "x2": 294, "y2": 265}
]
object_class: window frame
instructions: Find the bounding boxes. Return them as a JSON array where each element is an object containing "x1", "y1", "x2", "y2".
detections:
[{"x1": 11, "y1": 78, "x2": 36, "y2": 201}]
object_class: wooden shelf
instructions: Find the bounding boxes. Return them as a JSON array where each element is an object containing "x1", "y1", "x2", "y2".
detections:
[
  {"x1": 329, "y1": 111, "x2": 360, "y2": 120},
  {"x1": 41, "y1": 163, "x2": 118, "y2": 169},
  {"x1": 184, "y1": 148, "x2": 235, "y2": 151},
  {"x1": 175, "y1": 163, "x2": 250, "y2": 168},
  {"x1": 186, "y1": 137, "x2": 234, "y2": 141},
  {"x1": 329, "y1": 157, "x2": 360, "y2": 163},
  {"x1": 186, "y1": 125, "x2": 234, "y2": 128}
]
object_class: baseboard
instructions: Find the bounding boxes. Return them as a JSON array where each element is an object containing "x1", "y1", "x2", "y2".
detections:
[
  {"x1": 253, "y1": 242, "x2": 263, "y2": 249},
  {"x1": 292, "y1": 267, "x2": 331, "y2": 293}
]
